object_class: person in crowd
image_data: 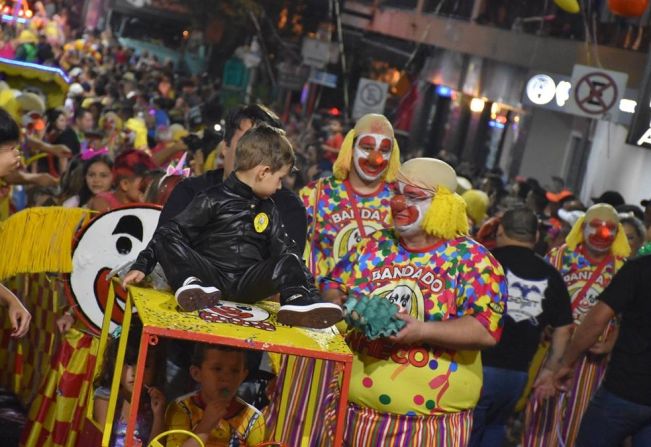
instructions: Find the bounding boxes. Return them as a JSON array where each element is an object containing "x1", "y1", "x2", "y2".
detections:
[
  {"x1": 469, "y1": 207, "x2": 573, "y2": 447},
  {"x1": 320, "y1": 118, "x2": 344, "y2": 166},
  {"x1": 62, "y1": 153, "x2": 113, "y2": 208},
  {"x1": 0, "y1": 108, "x2": 31, "y2": 338},
  {"x1": 22, "y1": 111, "x2": 72, "y2": 177},
  {"x1": 14, "y1": 30, "x2": 38, "y2": 63},
  {"x1": 123, "y1": 124, "x2": 342, "y2": 328},
  {"x1": 554, "y1": 252, "x2": 651, "y2": 447},
  {"x1": 523, "y1": 203, "x2": 630, "y2": 447},
  {"x1": 54, "y1": 107, "x2": 94, "y2": 156},
  {"x1": 480, "y1": 172, "x2": 506, "y2": 216},
  {"x1": 93, "y1": 327, "x2": 166, "y2": 447},
  {"x1": 640, "y1": 197, "x2": 651, "y2": 229},
  {"x1": 619, "y1": 214, "x2": 646, "y2": 256},
  {"x1": 322, "y1": 158, "x2": 507, "y2": 445},
  {"x1": 165, "y1": 344, "x2": 266, "y2": 447},
  {"x1": 87, "y1": 149, "x2": 154, "y2": 212},
  {"x1": 462, "y1": 189, "x2": 490, "y2": 235},
  {"x1": 592, "y1": 190, "x2": 625, "y2": 209}
]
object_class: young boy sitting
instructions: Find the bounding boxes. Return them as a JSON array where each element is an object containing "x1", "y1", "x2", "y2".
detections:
[
  {"x1": 164, "y1": 343, "x2": 265, "y2": 447},
  {"x1": 124, "y1": 124, "x2": 342, "y2": 328}
]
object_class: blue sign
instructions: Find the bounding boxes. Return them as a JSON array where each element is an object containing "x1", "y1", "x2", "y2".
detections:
[{"x1": 309, "y1": 70, "x2": 338, "y2": 89}]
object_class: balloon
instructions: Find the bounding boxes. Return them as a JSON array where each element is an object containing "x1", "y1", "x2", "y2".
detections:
[
  {"x1": 554, "y1": 0, "x2": 580, "y2": 13},
  {"x1": 608, "y1": 0, "x2": 649, "y2": 17}
]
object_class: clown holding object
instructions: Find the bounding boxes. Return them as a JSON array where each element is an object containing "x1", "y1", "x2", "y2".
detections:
[{"x1": 322, "y1": 158, "x2": 508, "y2": 446}]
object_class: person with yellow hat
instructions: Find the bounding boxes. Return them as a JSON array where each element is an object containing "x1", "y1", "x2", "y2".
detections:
[
  {"x1": 462, "y1": 189, "x2": 489, "y2": 234},
  {"x1": 98, "y1": 111, "x2": 124, "y2": 157},
  {"x1": 15, "y1": 30, "x2": 38, "y2": 63},
  {"x1": 522, "y1": 203, "x2": 630, "y2": 447},
  {"x1": 150, "y1": 123, "x2": 189, "y2": 167},
  {"x1": 322, "y1": 157, "x2": 507, "y2": 446}
]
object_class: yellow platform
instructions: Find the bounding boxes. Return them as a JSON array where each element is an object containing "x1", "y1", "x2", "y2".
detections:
[{"x1": 94, "y1": 282, "x2": 352, "y2": 447}]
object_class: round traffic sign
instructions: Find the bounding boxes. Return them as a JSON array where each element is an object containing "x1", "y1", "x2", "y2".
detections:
[
  {"x1": 574, "y1": 72, "x2": 618, "y2": 115},
  {"x1": 359, "y1": 83, "x2": 384, "y2": 107}
]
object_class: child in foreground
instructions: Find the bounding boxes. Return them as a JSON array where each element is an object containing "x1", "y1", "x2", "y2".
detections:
[
  {"x1": 165, "y1": 343, "x2": 265, "y2": 447},
  {"x1": 93, "y1": 327, "x2": 166, "y2": 447},
  {"x1": 0, "y1": 109, "x2": 31, "y2": 338},
  {"x1": 125, "y1": 124, "x2": 342, "y2": 329}
]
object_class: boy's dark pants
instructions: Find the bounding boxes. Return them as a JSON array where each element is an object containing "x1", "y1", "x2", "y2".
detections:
[{"x1": 153, "y1": 230, "x2": 314, "y2": 303}]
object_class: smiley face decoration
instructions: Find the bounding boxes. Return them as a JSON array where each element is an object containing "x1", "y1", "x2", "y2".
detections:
[{"x1": 65, "y1": 205, "x2": 161, "y2": 334}]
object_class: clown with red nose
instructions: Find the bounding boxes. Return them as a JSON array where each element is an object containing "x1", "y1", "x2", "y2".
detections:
[
  {"x1": 523, "y1": 202, "x2": 630, "y2": 447},
  {"x1": 321, "y1": 157, "x2": 507, "y2": 446},
  {"x1": 300, "y1": 113, "x2": 400, "y2": 288},
  {"x1": 273, "y1": 114, "x2": 400, "y2": 445}
]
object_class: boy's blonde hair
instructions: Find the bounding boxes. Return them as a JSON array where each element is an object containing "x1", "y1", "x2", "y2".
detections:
[{"x1": 234, "y1": 123, "x2": 295, "y2": 173}]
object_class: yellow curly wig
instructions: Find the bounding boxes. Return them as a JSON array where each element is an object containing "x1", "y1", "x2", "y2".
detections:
[{"x1": 422, "y1": 186, "x2": 470, "y2": 240}]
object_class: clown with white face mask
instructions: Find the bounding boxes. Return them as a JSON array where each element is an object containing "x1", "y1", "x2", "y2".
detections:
[
  {"x1": 300, "y1": 113, "x2": 400, "y2": 288},
  {"x1": 321, "y1": 158, "x2": 507, "y2": 446},
  {"x1": 523, "y1": 203, "x2": 630, "y2": 447}
]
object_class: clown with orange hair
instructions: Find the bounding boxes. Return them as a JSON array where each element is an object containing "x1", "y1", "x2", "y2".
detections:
[
  {"x1": 522, "y1": 203, "x2": 630, "y2": 447},
  {"x1": 321, "y1": 158, "x2": 507, "y2": 445}
]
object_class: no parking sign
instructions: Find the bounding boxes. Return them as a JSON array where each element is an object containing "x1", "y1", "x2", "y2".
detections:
[
  {"x1": 566, "y1": 65, "x2": 628, "y2": 120},
  {"x1": 352, "y1": 78, "x2": 389, "y2": 120}
]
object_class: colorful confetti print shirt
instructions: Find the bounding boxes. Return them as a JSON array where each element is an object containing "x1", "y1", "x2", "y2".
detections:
[
  {"x1": 165, "y1": 392, "x2": 265, "y2": 447},
  {"x1": 299, "y1": 176, "x2": 393, "y2": 282},
  {"x1": 546, "y1": 244, "x2": 623, "y2": 324},
  {"x1": 323, "y1": 230, "x2": 507, "y2": 416}
]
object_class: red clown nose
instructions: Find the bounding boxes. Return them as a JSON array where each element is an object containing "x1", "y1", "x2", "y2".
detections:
[
  {"x1": 367, "y1": 151, "x2": 385, "y2": 167},
  {"x1": 596, "y1": 225, "x2": 613, "y2": 240},
  {"x1": 390, "y1": 195, "x2": 407, "y2": 213}
]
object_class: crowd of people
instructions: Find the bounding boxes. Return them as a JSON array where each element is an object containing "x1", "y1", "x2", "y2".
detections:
[{"x1": 0, "y1": 2, "x2": 650, "y2": 447}]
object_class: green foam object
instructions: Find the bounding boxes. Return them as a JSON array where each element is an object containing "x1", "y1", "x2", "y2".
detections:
[{"x1": 343, "y1": 296, "x2": 406, "y2": 340}]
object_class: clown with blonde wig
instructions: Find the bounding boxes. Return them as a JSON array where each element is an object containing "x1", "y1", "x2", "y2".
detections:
[
  {"x1": 321, "y1": 158, "x2": 507, "y2": 446},
  {"x1": 523, "y1": 203, "x2": 630, "y2": 447},
  {"x1": 300, "y1": 113, "x2": 400, "y2": 287}
]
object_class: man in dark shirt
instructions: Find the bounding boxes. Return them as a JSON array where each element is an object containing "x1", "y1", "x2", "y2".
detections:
[
  {"x1": 55, "y1": 108, "x2": 93, "y2": 156},
  {"x1": 156, "y1": 104, "x2": 307, "y2": 253},
  {"x1": 470, "y1": 207, "x2": 573, "y2": 447},
  {"x1": 555, "y1": 254, "x2": 651, "y2": 447}
]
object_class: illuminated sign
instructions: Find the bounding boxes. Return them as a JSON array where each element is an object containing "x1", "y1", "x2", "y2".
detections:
[
  {"x1": 523, "y1": 72, "x2": 636, "y2": 125},
  {"x1": 526, "y1": 74, "x2": 556, "y2": 105},
  {"x1": 626, "y1": 56, "x2": 651, "y2": 149}
]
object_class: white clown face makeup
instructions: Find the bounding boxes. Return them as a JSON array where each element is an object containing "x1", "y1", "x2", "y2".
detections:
[
  {"x1": 390, "y1": 182, "x2": 433, "y2": 236},
  {"x1": 353, "y1": 132, "x2": 393, "y2": 182},
  {"x1": 583, "y1": 218, "x2": 618, "y2": 253}
]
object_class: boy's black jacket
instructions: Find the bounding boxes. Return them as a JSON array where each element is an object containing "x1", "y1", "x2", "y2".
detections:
[{"x1": 132, "y1": 173, "x2": 304, "y2": 279}]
